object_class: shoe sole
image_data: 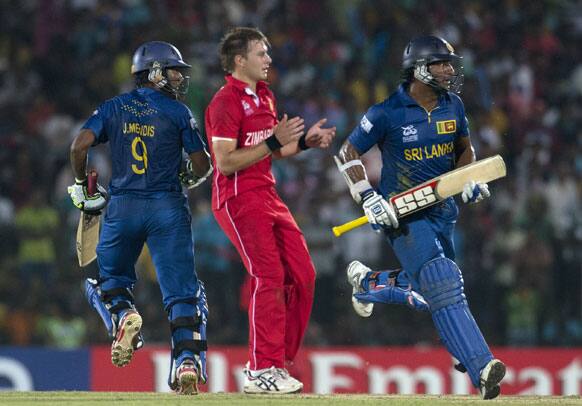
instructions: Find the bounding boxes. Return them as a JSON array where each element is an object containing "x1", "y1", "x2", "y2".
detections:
[
  {"x1": 243, "y1": 384, "x2": 302, "y2": 394},
  {"x1": 111, "y1": 312, "x2": 142, "y2": 367},
  {"x1": 481, "y1": 359, "x2": 506, "y2": 400},
  {"x1": 347, "y1": 261, "x2": 374, "y2": 318},
  {"x1": 178, "y1": 370, "x2": 198, "y2": 395}
]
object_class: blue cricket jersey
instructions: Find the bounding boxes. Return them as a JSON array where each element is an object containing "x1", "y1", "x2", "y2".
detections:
[
  {"x1": 348, "y1": 83, "x2": 469, "y2": 198},
  {"x1": 83, "y1": 87, "x2": 205, "y2": 197}
]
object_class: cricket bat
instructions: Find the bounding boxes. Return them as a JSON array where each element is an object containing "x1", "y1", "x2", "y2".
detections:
[
  {"x1": 76, "y1": 170, "x2": 100, "y2": 267},
  {"x1": 332, "y1": 155, "x2": 506, "y2": 237}
]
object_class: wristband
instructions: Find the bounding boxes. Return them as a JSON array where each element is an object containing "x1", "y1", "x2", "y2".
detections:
[
  {"x1": 298, "y1": 134, "x2": 310, "y2": 151},
  {"x1": 265, "y1": 135, "x2": 283, "y2": 152},
  {"x1": 359, "y1": 188, "x2": 375, "y2": 201}
]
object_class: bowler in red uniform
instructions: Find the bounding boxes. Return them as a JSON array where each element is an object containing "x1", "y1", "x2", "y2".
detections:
[{"x1": 205, "y1": 27, "x2": 336, "y2": 394}]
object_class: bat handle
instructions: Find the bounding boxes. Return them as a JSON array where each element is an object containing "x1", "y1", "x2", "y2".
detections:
[
  {"x1": 332, "y1": 215, "x2": 369, "y2": 237},
  {"x1": 87, "y1": 170, "x2": 98, "y2": 195}
]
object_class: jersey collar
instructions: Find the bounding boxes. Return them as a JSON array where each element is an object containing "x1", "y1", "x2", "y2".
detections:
[
  {"x1": 225, "y1": 75, "x2": 269, "y2": 93},
  {"x1": 135, "y1": 87, "x2": 159, "y2": 96},
  {"x1": 396, "y1": 83, "x2": 451, "y2": 107}
]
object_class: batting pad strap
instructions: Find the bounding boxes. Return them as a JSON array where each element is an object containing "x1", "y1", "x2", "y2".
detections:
[
  {"x1": 170, "y1": 316, "x2": 200, "y2": 333},
  {"x1": 173, "y1": 339, "x2": 208, "y2": 357},
  {"x1": 108, "y1": 302, "x2": 132, "y2": 313},
  {"x1": 100, "y1": 287, "x2": 134, "y2": 304}
]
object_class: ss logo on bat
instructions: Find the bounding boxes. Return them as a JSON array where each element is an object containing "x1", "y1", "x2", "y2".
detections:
[{"x1": 392, "y1": 185, "x2": 437, "y2": 215}]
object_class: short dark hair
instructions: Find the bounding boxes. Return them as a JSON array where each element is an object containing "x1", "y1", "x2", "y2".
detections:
[
  {"x1": 219, "y1": 27, "x2": 270, "y2": 73},
  {"x1": 134, "y1": 71, "x2": 150, "y2": 88},
  {"x1": 401, "y1": 67, "x2": 414, "y2": 83}
]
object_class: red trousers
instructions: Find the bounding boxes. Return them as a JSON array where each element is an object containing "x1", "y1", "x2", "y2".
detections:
[{"x1": 213, "y1": 186, "x2": 315, "y2": 370}]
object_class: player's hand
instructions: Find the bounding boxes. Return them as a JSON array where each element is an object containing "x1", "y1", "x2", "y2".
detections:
[
  {"x1": 305, "y1": 118, "x2": 336, "y2": 148},
  {"x1": 179, "y1": 159, "x2": 212, "y2": 189},
  {"x1": 461, "y1": 181, "x2": 490, "y2": 204},
  {"x1": 273, "y1": 114, "x2": 305, "y2": 146},
  {"x1": 361, "y1": 189, "x2": 399, "y2": 231},
  {"x1": 68, "y1": 179, "x2": 109, "y2": 215}
]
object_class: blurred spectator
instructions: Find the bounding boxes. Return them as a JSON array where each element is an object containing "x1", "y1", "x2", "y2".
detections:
[
  {"x1": 14, "y1": 189, "x2": 59, "y2": 285},
  {"x1": 0, "y1": 0, "x2": 579, "y2": 348}
]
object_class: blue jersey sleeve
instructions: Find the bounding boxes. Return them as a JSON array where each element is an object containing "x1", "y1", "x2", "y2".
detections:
[
  {"x1": 454, "y1": 95, "x2": 470, "y2": 137},
  {"x1": 181, "y1": 107, "x2": 205, "y2": 154},
  {"x1": 82, "y1": 102, "x2": 110, "y2": 145},
  {"x1": 347, "y1": 105, "x2": 387, "y2": 154}
]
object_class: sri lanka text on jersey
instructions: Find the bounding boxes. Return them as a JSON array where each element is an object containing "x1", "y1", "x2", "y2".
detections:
[
  {"x1": 123, "y1": 122, "x2": 155, "y2": 137},
  {"x1": 404, "y1": 141, "x2": 454, "y2": 161}
]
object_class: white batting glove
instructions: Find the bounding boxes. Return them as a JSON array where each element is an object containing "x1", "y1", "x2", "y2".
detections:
[
  {"x1": 461, "y1": 181, "x2": 490, "y2": 204},
  {"x1": 68, "y1": 179, "x2": 109, "y2": 214},
  {"x1": 361, "y1": 190, "x2": 399, "y2": 230}
]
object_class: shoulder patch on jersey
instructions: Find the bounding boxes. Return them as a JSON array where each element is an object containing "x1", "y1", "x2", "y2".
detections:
[
  {"x1": 190, "y1": 118, "x2": 198, "y2": 130},
  {"x1": 360, "y1": 115, "x2": 373, "y2": 133},
  {"x1": 436, "y1": 120, "x2": 457, "y2": 134},
  {"x1": 92, "y1": 109, "x2": 99, "y2": 116}
]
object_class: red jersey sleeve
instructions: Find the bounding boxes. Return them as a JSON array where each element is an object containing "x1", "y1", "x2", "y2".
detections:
[{"x1": 207, "y1": 90, "x2": 243, "y2": 140}]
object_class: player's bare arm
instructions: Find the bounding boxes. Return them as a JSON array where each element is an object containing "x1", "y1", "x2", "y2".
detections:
[
  {"x1": 68, "y1": 128, "x2": 108, "y2": 214},
  {"x1": 454, "y1": 136, "x2": 476, "y2": 168},
  {"x1": 337, "y1": 140, "x2": 398, "y2": 229},
  {"x1": 179, "y1": 150, "x2": 213, "y2": 189},
  {"x1": 70, "y1": 129, "x2": 96, "y2": 181},
  {"x1": 188, "y1": 150, "x2": 212, "y2": 177},
  {"x1": 338, "y1": 140, "x2": 367, "y2": 188},
  {"x1": 274, "y1": 118, "x2": 336, "y2": 159},
  {"x1": 213, "y1": 114, "x2": 304, "y2": 176}
]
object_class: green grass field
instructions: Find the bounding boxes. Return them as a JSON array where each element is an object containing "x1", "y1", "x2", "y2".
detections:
[{"x1": 2, "y1": 392, "x2": 582, "y2": 406}]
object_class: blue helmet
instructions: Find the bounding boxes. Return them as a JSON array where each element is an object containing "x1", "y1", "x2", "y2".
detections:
[
  {"x1": 131, "y1": 41, "x2": 191, "y2": 74},
  {"x1": 131, "y1": 41, "x2": 191, "y2": 97},
  {"x1": 402, "y1": 35, "x2": 463, "y2": 93}
]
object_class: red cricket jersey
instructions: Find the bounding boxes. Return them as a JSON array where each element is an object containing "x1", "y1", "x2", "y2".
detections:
[{"x1": 205, "y1": 75, "x2": 278, "y2": 209}]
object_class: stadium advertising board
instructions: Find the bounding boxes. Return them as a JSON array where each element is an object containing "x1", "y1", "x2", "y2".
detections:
[
  {"x1": 91, "y1": 346, "x2": 582, "y2": 395},
  {"x1": 1, "y1": 346, "x2": 581, "y2": 395},
  {"x1": 0, "y1": 347, "x2": 89, "y2": 390}
]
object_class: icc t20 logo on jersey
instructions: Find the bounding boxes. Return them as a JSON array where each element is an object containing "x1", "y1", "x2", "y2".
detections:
[
  {"x1": 402, "y1": 125, "x2": 418, "y2": 142},
  {"x1": 241, "y1": 100, "x2": 253, "y2": 116}
]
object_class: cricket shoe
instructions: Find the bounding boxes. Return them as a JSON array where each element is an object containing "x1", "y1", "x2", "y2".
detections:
[
  {"x1": 111, "y1": 310, "x2": 142, "y2": 367},
  {"x1": 243, "y1": 365, "x2": 303, "y2": 394},
  {"x1": 479, "y1": 359, "x2": 506, "y2": 400},
  {"x1": 347, "y1": 260, "x2": 374, "y2": 317},
  {"x1": 175, "y1": 359, "x2": 199, "y2": 395}
]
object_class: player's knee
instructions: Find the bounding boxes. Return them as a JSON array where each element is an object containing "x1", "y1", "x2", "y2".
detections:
[{"x1": 418, "y1": 257, "x2": 466, "y2": 311}]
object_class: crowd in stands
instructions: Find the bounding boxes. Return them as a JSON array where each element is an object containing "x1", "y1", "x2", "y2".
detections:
[{"x1": 0, "y1": 0, "x2": 579, "y2": 349}]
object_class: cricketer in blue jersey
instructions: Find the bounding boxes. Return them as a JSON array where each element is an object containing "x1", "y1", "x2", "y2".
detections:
[
  {"x1": 337, "y1": 36, "x2": 506, "y2": 400},
  {"x1": 68, "y1": 41, "x2": 212, "y2": 395}
]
